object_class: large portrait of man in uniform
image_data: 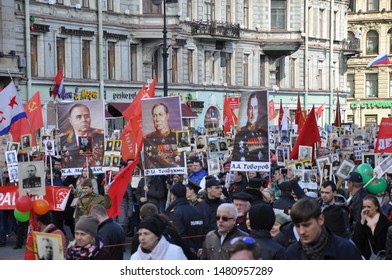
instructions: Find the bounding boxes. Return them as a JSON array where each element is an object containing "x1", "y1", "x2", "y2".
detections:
[
  {"x1": 57, "y1": 101, "x2": 105, "y2": 169},
  {"x1": 18, "y1": 161, "x2": 45, "y2": 196},
  {"x1": 142, "y1": 96, "x2": 183, "y2": 171},
  {"x1": 232, "y1": 91, "x2": 269, "y2": 164}
]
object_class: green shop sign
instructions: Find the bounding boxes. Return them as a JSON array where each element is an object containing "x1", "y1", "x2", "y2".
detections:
[{"x1": 350, "y1": 100, "x2": 392, "y2": 109}]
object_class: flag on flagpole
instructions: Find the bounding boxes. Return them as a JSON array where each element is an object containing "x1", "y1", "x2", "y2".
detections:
[
  {"x1": 290, "y1": 106, "x2": 321, "y2": 160},
  {"x1": 0, "y1": 82, "x2": 27, "y2": 136},
  {"x1": 51, "y1": 69, "x2": 64, "y2": 100},
  {"x1": 223, "y1": 96, "x2": 238, "y2": 135},
  {"x1": 279, "y1": 107, "x2": 289, "y2": 131},
  {"x1": 107, "y1": 158, "x2": 139, "y2": 218},
  {"x1": 268, "y1": 100, "x2": 276, "y2": 121},
  {"x1": 316, "y1": 103, "x2": 325, "y2": 118},
  {"x1": 24, "y1": 91, "x2": 43, "y2": 132},
  {"x1": 366, "y1": 52, "x2": 391, "y2": 68},
  {"x1": 334, "y1": 92, "x2": 341, "y2": 127},
  {"x1": 374, "y1": 118, "x2": 392, "y2": 153},
  {"x1": 278, "y1": 99, "x2": 283, "y2": 127},
  {"x1": 295, "y1": 95, "x2": 302, "y2": 125}
]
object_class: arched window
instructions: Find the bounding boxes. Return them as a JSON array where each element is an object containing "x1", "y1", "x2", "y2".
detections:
[{"x1": 366, "y1": 30, "x2": 379, "y2": 55}]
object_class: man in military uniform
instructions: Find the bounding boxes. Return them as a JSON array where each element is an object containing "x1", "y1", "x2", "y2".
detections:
[
  {"x1": 60, "y1": 104, "x2": 104, "y2": 167},
  {"x1": 232, "y1": 93, "x2": 268, "y2": 162},
  {"x1": 22, "y1": 164, "x2": 41, "y2": 189},
  {"x1": 143, "y1": 102, "x2": 182, "y2": 169}
]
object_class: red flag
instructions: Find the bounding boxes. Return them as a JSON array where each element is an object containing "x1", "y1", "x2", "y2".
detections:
[
  {"x1": 223, "y1": 96, "x2": 238, "y2": 134},
  {"x1": 278, "y1": 99, "x2": 283, "y2": 127},
  {"x1": 268, "y1": 100, "x2": 276, "y2": 121},
  {"x1": 51, "y1": 69, "x2": 64, "y2": 100},
  {"x1": 295, "y1": 95, "x2": 302, "y2": 124},
  {"x1": 290, "y1": 106, "x2": 321, "y2": 160},
  {"x1": 107, "y1": 158, "x2": 139, "y2": 218},
  {"x1": 316, "y1": 103, "x2": 325, "y2": 118},
  {"x1": 119, "y1": 122, "x2": 144, "y2": 161},
  {"x1": 297, "y1": 110, "x2": 306, "y2": 134},
  {"x1": 334, "y1": 93, "x2": 341, "y2": 127},
  {"x1": 122, "y1": 84, "x2": 147, "y2": 120},
  {"x1": 24, "y1": 91, "x2": 43, "y2": 132},
  {"x1": 24, "y1": 212, "x2": 38, "y2": 260},
  {"x1": 375, "y1": 118, "x2": 392, "y2": 153}
]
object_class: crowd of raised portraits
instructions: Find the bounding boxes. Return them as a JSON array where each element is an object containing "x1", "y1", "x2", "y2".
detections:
[{"x1": 2, "y1": 149, "x2": 392, "y2": 260}]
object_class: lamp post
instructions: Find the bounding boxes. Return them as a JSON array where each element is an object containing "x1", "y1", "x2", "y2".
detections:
[{"x1": 152, "y1": 0, "x2": 178, "y2": 97}]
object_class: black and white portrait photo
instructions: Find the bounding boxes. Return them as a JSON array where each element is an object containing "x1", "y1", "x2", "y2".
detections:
[
  {"x1": 45, "y1": 140, "x2": 56, "y2": 156},
  {"x1": 21, "y1": 134, "x2": 32, "y2": 150},
  {"x1": 6, "y1": 142, "x2": 20, "y2": 152},
  {"x1": 78, "y1": 136, "x2": 93, "y2": 154},
  {"x1": 5, "y1": 150, "x2": 18, "y2": 165},
  {"x1": 18, "y1": 161, "x2": 45, "y2": 196},
  {"x1": 33, "y1": 232, "x2": 64, "y2": 260},
  {"x1": 113, "y1": 140, "x2": 122, "y2": 152},
  {"x1": 8, "y1": 166, "x2": 19, "y2": 183}
]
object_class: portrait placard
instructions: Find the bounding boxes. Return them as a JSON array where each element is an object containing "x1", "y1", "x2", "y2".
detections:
[
  {"x1": 33, "y1": 232, "x2": 64, "y2": 260},
  {"x1": 336, "y1": 160, "x2": 356, "y2": 180},
  {"x1": 7, "y1": 142, "x2": 20, "y2": 152},
  {"x1": 315, "y1": 156, "x2": 331, "y2": 175},
  {"x1": 5, "y1": 150, "x2": 18, "y2": 165},
  {"x1": 21, "y1": 134, "x2": 32, "y2": 151},
  {"x1": 45, "y1": 140, "x2": 56, "y2": 156},
  {"x1": 176, "y1": 130, "x2": 191, "y2": 152},
  {"x1": 207, "y1": 158, "x2": 220, "y2": 175},
  {"x1": 362, "y1": 153, "x2": 376, "y2": 169},
  {"x1": 18, "y1": 161, "x2": 45, "y2": 196},
  {"x1": 298, "y1": 145, "x2": 312, "y2": 161},
  {"x1": 78, "y1": 136, "x2": 93, "y2": 155}
]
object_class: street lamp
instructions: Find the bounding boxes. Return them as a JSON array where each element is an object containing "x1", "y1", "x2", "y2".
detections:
[{"x1": 152, "y1": 0, "x2": 178, "y2": 97}]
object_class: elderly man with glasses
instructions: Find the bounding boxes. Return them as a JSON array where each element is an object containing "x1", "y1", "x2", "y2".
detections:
[{"x1": 201, "y1": 203, "x2": 248, "y2": 260}]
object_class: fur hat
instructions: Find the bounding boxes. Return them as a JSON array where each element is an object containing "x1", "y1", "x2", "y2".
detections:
[
  {"x1": 249, "y1": 204, "x2": 275, "y2": 231},
  {"x1": 75, "y1": 215, "x2": 99, "y2": 237},
  {"x1": 170, "y1": 183, "x2": 186, "y2": 198},
  {"x1": 138, "y1": 215, "x2": 165, "y2": 238}
]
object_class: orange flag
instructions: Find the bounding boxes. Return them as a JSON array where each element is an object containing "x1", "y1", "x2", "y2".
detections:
[
  {"x1": 290, "y1": 106, "x2": 321, "y2": 160},
  {"x1": 268, "y1": 100, "x2": 276, "y2": 121},
  {"x1": 223, "y1": 96, "x2": 238, "y2": 135}
]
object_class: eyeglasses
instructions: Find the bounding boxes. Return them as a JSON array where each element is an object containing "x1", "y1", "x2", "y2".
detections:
[
  {"x1": 3, "y1": 171, "x2": 8, "y2": 174},
  {"x1": 229, "y1": 236, "x2": 256, "y2": 246},
  {"x1": 216, "y1": 216, "x2": 235, "y2": 222}
]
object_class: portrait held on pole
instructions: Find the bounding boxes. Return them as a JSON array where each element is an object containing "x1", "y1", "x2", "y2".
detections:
[
  {"x1": 18, "y1": 161, "x2": 46, "y2": 196},
  {"x1": 33, "y1": 232, "x2": 64, "y2": 260}
]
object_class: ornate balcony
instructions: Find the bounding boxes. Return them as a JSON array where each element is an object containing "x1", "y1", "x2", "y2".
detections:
[{"x1": 190, "y1": 20, "x2": 240, "y2": 38}]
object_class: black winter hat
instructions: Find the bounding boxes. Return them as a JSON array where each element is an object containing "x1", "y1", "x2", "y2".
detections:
[
  {"x1": 248, "y1": 178, "x2": 263, "y2": 189},
  {"x1": 170, "y1": 183, "x2": 187, "y2": 197},
  {"x1": 249, "y1": 204, "x2": 275, "y2": 231},
  {"x1": 138, "y1": 215, "x2": 166, "y2": 238},
  {"x1": 232, "y1": 192, "x2": 253, "y2": 202}
]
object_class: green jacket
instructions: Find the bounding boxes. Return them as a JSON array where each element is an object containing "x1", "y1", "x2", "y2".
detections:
[{"x1": 75, "y1": 192, "x2": 112, "y2": 222}]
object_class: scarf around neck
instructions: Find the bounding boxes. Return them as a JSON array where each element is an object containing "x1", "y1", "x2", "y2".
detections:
[
  {"x1": 66, "y1": 236, "x2": 105, "y2": 260},
  {"x1": 301, "y1": 226, "x2": 330, "y2": 260},
  {"x1": 135, "y1": 236, "x2": 170, "y2": 260}
]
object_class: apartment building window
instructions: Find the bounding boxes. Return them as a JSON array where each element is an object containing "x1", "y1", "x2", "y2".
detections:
[
  {"x1": 107, "y1": 0, "x2": 113, "y2": 11},
  {"x1": 347, "y1": 74, "x2": 355, "y2": 98},
  {"x1": 187, "y1": 0, "x2": 192, "y2": 20},
  {"x1": 271, "y1": 0, "x2": 286, "y2": 30},
  {"x1": 243, "y1": 0, "x2": 249, "y2": 29},
  {"x1": 349, "y1": 0, "x2": 356, "y2": 12},
  {"x1": 107, "y1": 42, "x2": 116, "y2": 80},
  {"x1": 243, "y1": 54, "x2": 249, "y2": 86},
  {"x1": 143, "y1": 0, "x2": 162, "y2": 14},
  {"x1": 130, "y1": 44, "x2": 137, "y2": 81},
  {"x1": 289, "y1": 57, "x2": 298, "y2": 88},
  {"x1": 56, "y1": 38, "x2": 65, "y2": 74},
  {"x1": 172, "y1": 48, "x2": 178, "y2": 83},
  {"x1": 319, "y1": 9, "x2": 324, "y2": 38},
  {"x1": 366, "y1": 73, "x2": 378, "y2": 97},
  {"x1": 188, "y1": 49, "x2": 194, "y2": 83},
  {"x1": 260, "y1": 55, "x2": 266, "y2": 86},
  {"x1": 82, "y1": 40, "x2": 91, "y2": 79},
  {"x1": 389, "y1": 29, "x2": 392, "y2": 53},
  {"x1": 82, "y1": 0, "x2": 89, "y2": 8},
  {"x1": 226, "y1": 3, "x2": 231, "y2": 22},
  {"x1": 205, "y1": 0, "x2": 215, "y2": 21},
  {"x1": 366, "y1": 30, "x2": 379, "y2": 55},
  {"x1": 56, "y1": 0, "x2": 63, "y2": 4},
  {"x1": 367, "y1": 0, "x2": 379, "y2": 11},
  {"x1": 31, "y1": 36, "x2": 38, "y2": 77},
  {"x1": 225, "y1": 53, "x2": 231, "y2": 85},
  {"x1": 317, "y1": 60, "x2": 323, "y2": 90}
]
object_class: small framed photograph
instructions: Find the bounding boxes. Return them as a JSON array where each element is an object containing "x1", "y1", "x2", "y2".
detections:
[
  {"x1": 276, "y1": 147, "x2": 285, "y2": 166},
  {"x1": 113, "y1": 140, "x2": 122, "y2": 152},
  {"x1": 8, "y1": 165, "x2": 19, "y2": 183},
  {"x1": 362, "y1": 153, "x2": 376, "y2": 169},
  {"x1": 196, "y1": 136, "x2": 207, "y2": 151},
  {"x1": 7, "y1": 142, "x2": 20, "y2": 152},
  {"x1": 316, "y1": 156, "x2": 331, "y2": 175},
  {"x1": 111, "y1": 130, "x2": 120, "y2": 140},
  {"x1": 103, "y1": 154, "x2": 111, "y2": 167},
  {"x1": 18, "y1": 161, "x2": 46, "y2": 196},
  {"x1": 33, "y1": 232, "x2": 64, "y2": 260},
  {"x1": 176, "y1": 130, "x2": 191, "y2": 152},
  {"x1": 207, "y1": 158, "x2": 220, "y2": 175},
  {"x1": 105, "y1": 140, "x2": 114, "y2": 151},
  {"x1": 0, "y1": 135, "x2": 9, "y2": 147},
  {"x1": 78, "y1": 136, "x2": 93, "y2": 154},
  {"x1": 330, "y1": 153, "x2": 340, "y2": 167},
  {"x1": 218, "y1": 140, "x2": 228, "y2": 152},
  {"x1": 111, "y1": 155, "x2": 120, "y2": 167},
  {"x1": 316, "y1": 147, "x2": 331, "y2": 157},
  {"x1": 294, "y1": 161, "x2": 304, "y2": 170},
  {"x1": 321, "y1": 164, "x2": 332, "y2": 184},
  {"x1": 207, "y1": 138, "x2": 220, "y2": 154},
  {"x1": 45, "y1": 140, "x2": 56, "y2": 156},
  {"x1": 302, "y1": 160, "x2": 313, "y2": 169},
  {"x1": 374, "y1": 155, "x2": 392, "y2": 178},
  {"x1": 5, "y1": 150, "x2": 18, "y2": 165},
  {"x1": 336, "y1": 160, "x2": 356, "y2": 179},
  {"x1": 21, "y1": 134, "x2": 32, "y2": 150},
  {"x1": 279, "y1": 129, "x2": 291, "y2": 145},
  {"x1": 298, "y1": 145, "x2": 312, "y2": 161},
  {"x1": 291, "y1": 134, "x2": 298, "y2": 150},
  {"x1": 40, "y1": 135, "x2": 51, "y2": 151},
  {"x1": 341, "y1": 137, "x2": 354, "y2": 151},
  {"x1": 299, "y1": 170, "x2": 318, "y2": 190}
]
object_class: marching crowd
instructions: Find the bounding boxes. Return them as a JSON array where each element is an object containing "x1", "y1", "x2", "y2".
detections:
[{"x1": 2, "y1": 148, "x2": 392, "y2": 260}]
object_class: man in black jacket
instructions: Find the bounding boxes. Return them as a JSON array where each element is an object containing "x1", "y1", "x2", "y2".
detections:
[{"x1": 89, "y1": 204, "x2": 125, "y2": 260}]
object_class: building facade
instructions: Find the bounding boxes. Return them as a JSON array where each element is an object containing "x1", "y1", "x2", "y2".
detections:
[
  {"x1": 1, "y1": 0, "x2": 350, "y2": 132},
  {"x1": 347, "y1": 0, "x2": 392, "y2": 126}
]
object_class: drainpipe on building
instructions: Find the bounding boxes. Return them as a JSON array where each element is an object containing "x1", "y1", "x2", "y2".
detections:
[
  {"x1": 98, "y1": 0, "x2": 104, "y2": 100},
  {"x1": 329, "y1": 0, "x2": 334, "y2": 125},
  {"x1": 25, "y1": 0, "x2": 32, "y2": 99}
]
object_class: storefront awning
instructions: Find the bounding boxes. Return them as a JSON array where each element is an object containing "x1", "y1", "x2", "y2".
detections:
[
  {"x1": 107, "y1": 102, "x2": 131, "y2": 117},
  {"x1": 181, "y1": 104, "x2": 198, "y2": 118}
]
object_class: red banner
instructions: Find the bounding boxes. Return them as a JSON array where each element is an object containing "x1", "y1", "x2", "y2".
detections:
[
  {"x1": 0, "y1": 186, "x2": 71, "y2": 210},
  {"x1": 375, "y1": 118, "x2": 392, "y2": 153}
]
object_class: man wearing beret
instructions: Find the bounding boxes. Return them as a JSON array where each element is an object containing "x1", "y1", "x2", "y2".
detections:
[{"x1": 166, "y1": 183, "x2": 207, "y2": 257}]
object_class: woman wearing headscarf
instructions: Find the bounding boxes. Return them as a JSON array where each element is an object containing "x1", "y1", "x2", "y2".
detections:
[
  {"x1": 66, "y1": 215, "x2": 110, "y2": 260},
  {"x1": 130, "y1": 214, "x2": 187, "y2": 260}
]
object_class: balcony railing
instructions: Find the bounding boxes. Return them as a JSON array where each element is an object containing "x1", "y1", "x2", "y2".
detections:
[{"x1": 191, "y1": 20, "x2": 240, "y2": 38}]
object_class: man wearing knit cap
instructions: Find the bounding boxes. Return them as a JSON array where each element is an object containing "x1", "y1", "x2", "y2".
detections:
[
  {"x1": 248, "y1": 204, "x2": 285, "y2": 260},
  {"x1": 232, "y1": 192, "x2": 252, "y2": 233},
  {"x1": 166, "y1": 183, "x2": 206, "y2": 256}
]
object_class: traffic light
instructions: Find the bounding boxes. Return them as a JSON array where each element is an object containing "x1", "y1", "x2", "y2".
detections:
[{"x1": 30, "y1": 16, "x2": 35, "y2": 31}]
